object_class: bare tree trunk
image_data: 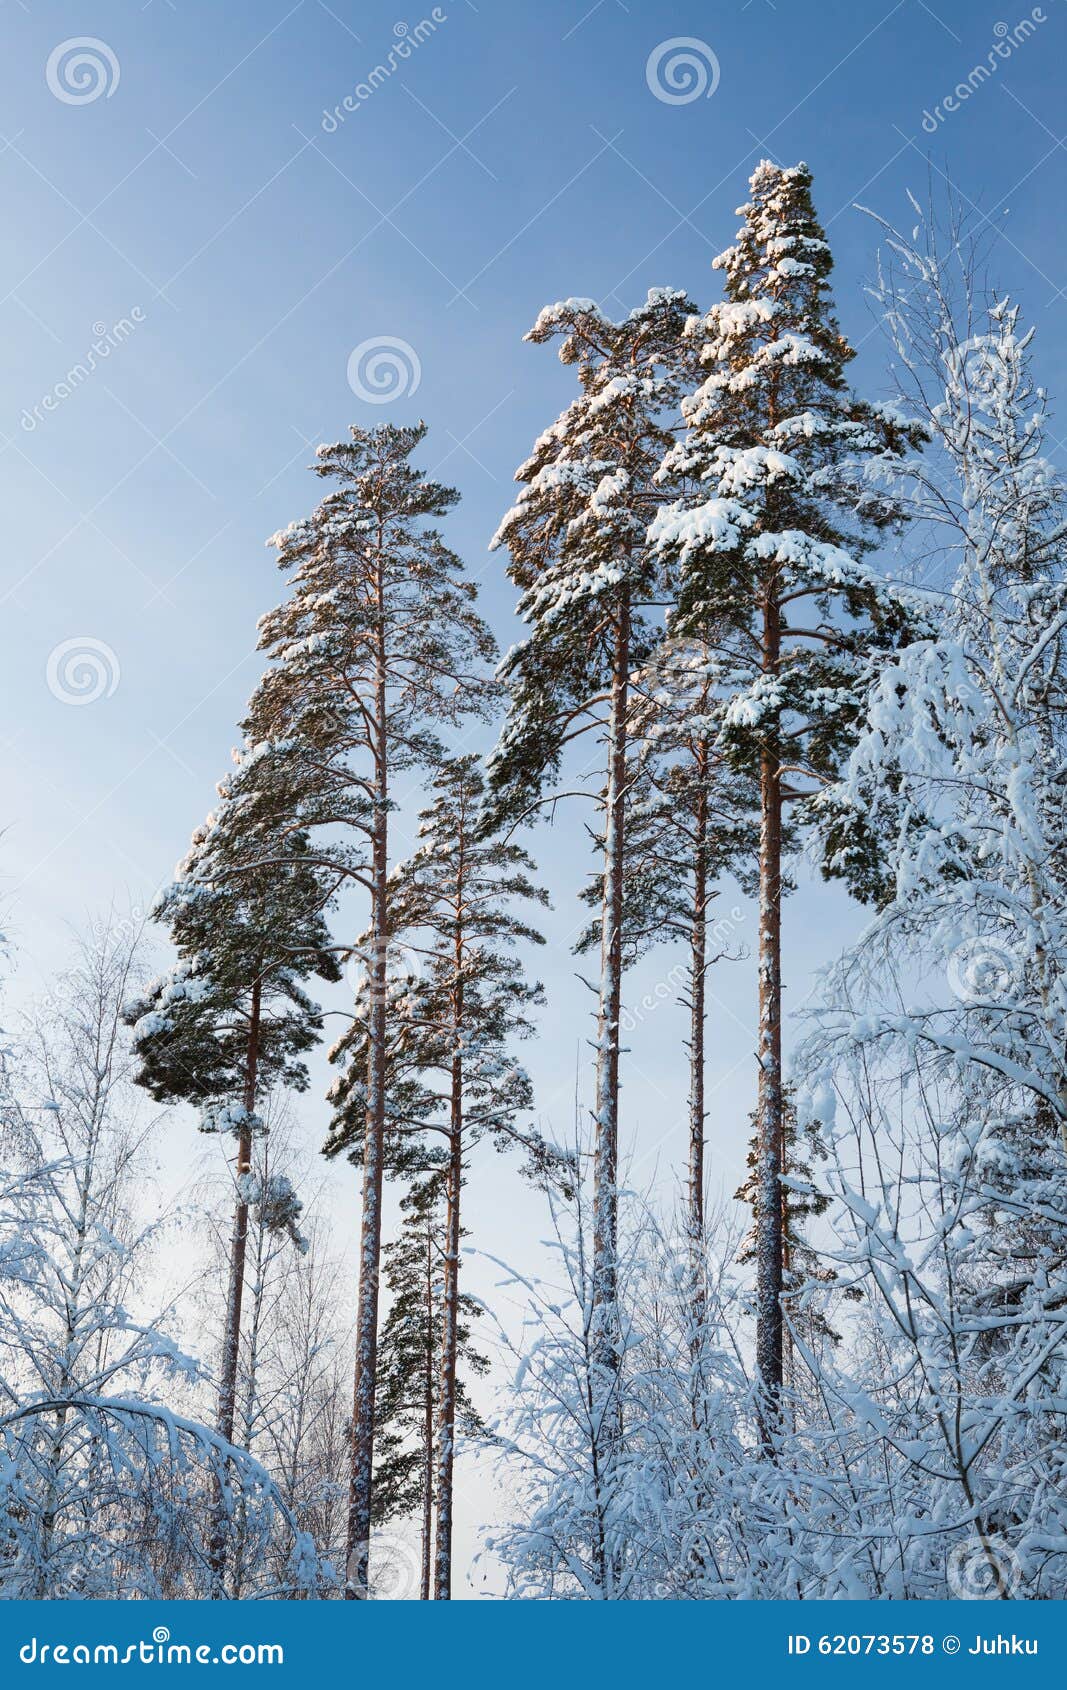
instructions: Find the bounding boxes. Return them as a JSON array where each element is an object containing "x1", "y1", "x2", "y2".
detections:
[
  {"x1": 420, "y1": 1227, "x2": 434, "y2": 1601},
  {"x1": 590, "y1": 594, "x2": 630, "y2": 1586},
  {"x1": 433, "y1": 1043, "x2": 463, "y2": 1600},
  {"x1": 755, "y1": 596, "x2": 784, "y2": 1445},
  {"x1": 346, "y1": 573, "x2": 390, "y2": 1598},
  {"x1": 217, "y1": 977, "x2": 262, "y2": 1447},
  {"x1": 210, "y1": 975, "x2": 262, "y2": 1590},
  {"x1": 687, "y1": 767, "x2": 708, "y2": 1340}
]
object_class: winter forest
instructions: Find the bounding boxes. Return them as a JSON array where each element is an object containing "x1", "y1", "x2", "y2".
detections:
[{"x1": 5, "y1": 146, "x2": 1067, "y2": 1603}]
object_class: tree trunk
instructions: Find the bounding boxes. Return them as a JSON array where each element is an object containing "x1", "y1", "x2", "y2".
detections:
[
  {"x1": 589, "y1": 593, "x2": 630, "y2": 1574},
  {"x1": 346, "y1": 573, "x2": 390, "y2": 1598},
  {"x1": 210, "y1": 975, "x2": 262, "y2": 1589},
  {"x1": 755, "y1": 597, "x2": 785, "y2": 1444},
  {"x1": 433, "y1": 1045, "x2": 463, "y2": 1600},
  {"x1": 687, "y1": 763, "x2": 708, "y2": 1339},
  {"x1": 217, "y1": 976, "x2": 262, "y2": 1447},
  {"x1": 420, "y1": 1227, "x2": 434, "y2": 1601}
]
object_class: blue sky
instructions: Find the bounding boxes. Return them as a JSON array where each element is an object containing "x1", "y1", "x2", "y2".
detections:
[{"x1": 4, "y1": 0, "x2": 1067, "y2": 1585}]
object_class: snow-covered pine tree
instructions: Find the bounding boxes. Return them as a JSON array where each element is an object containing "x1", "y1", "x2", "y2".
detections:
[
  {"x1": 124, "y1": 790, "x2": 339, "y2": 1472},
  {"x1": 650, "y1": 162, "x2": 921, "y2": 1427},
  {"x1": 488, "y1": 289, "x2": 695, "y2": 1491},
  {"x1": 371, "y1": 754, "x2": 549, "y2": 1598},
  {"x1": 373, "y1": 1172, "x2": 488, "y2": 1599},
  {"x1": 242, "y1": 423, "x2": 497, "y2": 1596},
  {"x1": 733, "y1": 1091, "x2": 850, "y2": 1384}
]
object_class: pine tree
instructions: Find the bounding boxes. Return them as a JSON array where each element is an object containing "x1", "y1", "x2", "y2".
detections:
[
  {"x1": 373, "y1": 1173, "x2": 488, "y2": 1599},
  {"x1": 488, "y1": 290, "x2": 694, "y2": 1520},
  {"x1": 125, "y1": 794, "x2": 339, "y2": 1470},
  {"x1": 650, "y1": 162, "x2": 920, "y2": 1431},
  {"x1": 367, "y1": 754, "x2": 550, "y2": 1598},
  {"x1": 734, "y1": 1091, "x2": 850, "y2": 1381},
  {"x1": 241, "y1": 423, "x2": 496, "y2": 1595}
]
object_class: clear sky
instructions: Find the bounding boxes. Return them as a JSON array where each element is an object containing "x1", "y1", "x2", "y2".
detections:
[{"x1": 4, "y1": 0, "x2": 1066, "y2": 1592}]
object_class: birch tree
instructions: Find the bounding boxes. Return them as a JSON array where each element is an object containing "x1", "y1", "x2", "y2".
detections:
[{"x1": 0, "y1": 923, "x2": 326, "y2": 1597}]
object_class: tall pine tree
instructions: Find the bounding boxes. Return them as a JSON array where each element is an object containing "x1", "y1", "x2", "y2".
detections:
[
  {"x1": 240, "y1": 423, "x2": 496, "y2": 1594},
  {"x1": 650, "y1": 162, "x2": 919, "y2": 1431},
  {"x1": 488, "y1": 290, "x2": 693, "y2": 1522},
  {"x1": 334, "y1": 754, "x2": 549, "y2": 1597},
  {"x1": 125, "y1": 793, "x2": 339, "y2": 1465}
]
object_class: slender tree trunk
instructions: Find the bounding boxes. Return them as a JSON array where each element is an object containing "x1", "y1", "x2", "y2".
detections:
[
  {"x1": 755, "y1": 596, "x2": 785, "y2": 1444},
  {"x1": 687, "y1": 765, "x2": 709, "y2": 1340},
  {"x1": 590, "y1": 593, "x2": 630, "y2": 1580},
  {"x1": 433, "y1": 1042, "x2": 463, "y2": 1600},
  {"x1": 346, "y1": 568, "x2": 390, "y2": 1597},
  {"x1": 217, "y1": 977, "x2": 262, "y2": 1447},
  {"x1": 420, "y1": 1227, "x2": 434, "y2": 1601},
  {"x1": 211, "y1": 976, "x2": 262, "y2": 1589}
]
